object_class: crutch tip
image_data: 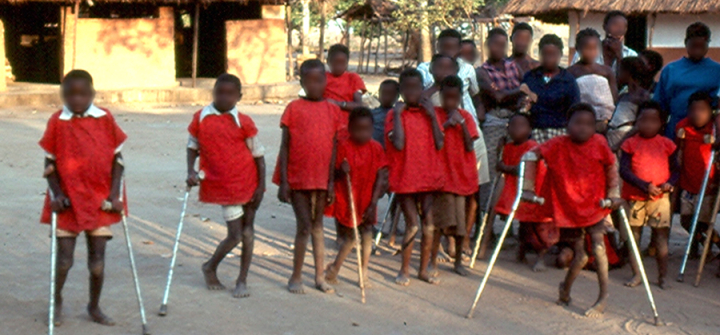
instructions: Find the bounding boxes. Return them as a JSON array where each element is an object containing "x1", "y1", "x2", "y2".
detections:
[
  {"x1": 465, "y1": 313, "x2": 474, "y2": 319},
  {"x1": 676, "y1": 274, "x2": 684, "y2": 283},
  {"x1": 653, "y1": 316, "x2": 662, "y2": 327},
  {"x1": 142, "y1": 324, "x2": 151, "y2": 335},
  {"x1": 158, "y1": 305, "x2": 167, "y2": 316}
]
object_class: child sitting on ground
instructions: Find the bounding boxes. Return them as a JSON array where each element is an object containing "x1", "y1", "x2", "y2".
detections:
[
  {"x1": 385, "y1": 68, "x2": 445, "y2": 286},
  {"x1": 495, "y1": 113, "x2": 556, "y2": 272},
  {"x1": 325, "y1": 107, "x2": 388, "y2": 286},
  {"x1": 40, "y1": 70, "x2": 127, "y2": 327},
  {"x1": 274, "y1": 59, "x2": 343, "y2": 294},
  {"x1": 618, "y1": 101, "x2": 677, "y2": 289},
  {"x1": 186, "y1": 74, "x2": 265, "y2": 298},
  {"x1": 429, "y1": 75, "x2": 479, "y2": 277},
  {"x1": 522, "y1": 103, "x2": 621, "y2": 318}
]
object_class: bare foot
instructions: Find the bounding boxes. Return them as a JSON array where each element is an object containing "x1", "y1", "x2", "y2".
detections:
[
  {"x1": 556, "y1": 282, "x2": 571, "y2": 306},
  {"x1": 315, "y1": 281, "x2": 335, "y2": 294},
  {"x1": 418, "y1": 272, "x2": 441, "y2": 285},
  {"x1": 454, "y1": 264, "x2": 469, "y2": 277},
  {"x1": 395, "y1": 273, "x2": 411, "y2": 286},
  {"x1": 49, "y1": 298, "x2": 63, "y2": 327},
  {"x1": 624, "y1": 275, "x2": 642, "y2": 288},
  {"x1": 361, "y1": 274, "x2": 372, "y2": 288},
  {"x1": 202, "y1": 262, "x2": 226, "y2": 290},
  {"x1": 584, "y1": 296, "x2": 608, "y2": 318},
  {"x1": 658, "y1": 277, "x2": 670, "y2": 290},
  {"x1": 532, "y1": 260, "x2": 547, "y2": 272},
  {"x1": 325, "y1": 264, "x2": 339, "y2": 284},
  {"x1": 428, "y1": 265, "x2": 440, "y2": 278},
  {"x1": 87, "y1": 305, "x2": 115, "y2": 326},
  {"x1": 436, "y1": 249, "x2": 453, "y2": 263},
  {"x1": 288, "y1": 278, "x2": 305, "y2": 294},
  {"x1": 232, "y1": 282, "x2": 250, "y2": 298}
]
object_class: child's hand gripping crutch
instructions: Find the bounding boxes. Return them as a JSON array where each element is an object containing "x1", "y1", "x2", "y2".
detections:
[
  {"x1": 345, "y1": 161, "x2": 366, "y2": 303},
  {"x1": 602, "y1": 199, "x2": 661, "y2": 326},
  {"x1": 102, "y1": 178, "x2": 150, "y2": 335},
  {"x1": 466, "y1": 161, "x2": 544, "y2": 318},
  {"x1": 159, "y1": 170, "x2": 204, "y2": 316}
]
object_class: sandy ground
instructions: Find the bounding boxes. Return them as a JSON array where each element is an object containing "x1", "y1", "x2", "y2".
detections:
[{"x1": 2, "y1": 103, "x2": 720, "y2": 335}]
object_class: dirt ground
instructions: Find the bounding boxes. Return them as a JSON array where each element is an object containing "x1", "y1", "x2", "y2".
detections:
[{"x1": 2, "y1": 104, "x2": 720, "y2": 335}]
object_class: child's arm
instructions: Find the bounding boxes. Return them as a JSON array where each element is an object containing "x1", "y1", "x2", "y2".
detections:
[
  {"x1": 249, "y1": 156, "x2": 266, "y2": 209},
  {"x1": 327, "y1": 135, "x2": 338, "y2": 204},
  {"x1": 44, "y1": 158, "x2": 69, "y2": 212},
  {"x1": 619, "y1": 151, "x2": 660, "y2": 196},
  {"x1": 277, "y1": 126, "x2": 291, "y2": 203},
  {"x1": 662, "y1": 149, "x2": 680, "y2": 192},
  {"x1": 459, "y1": 119, "x2": 474, "y2": 152},
  {"x1": 107, "y1": 153, "x2": 125, "y2": 212},
  {"x1": 363, "y1": 167, "x2": 389, "y2": 224},
  {"x1": 331, "y1": 91, "x2": 365, "y2": 111},
  {"x1": 421, "y1": 97, "x2": 444, "y2": 150},
  {"x1": 186, "y1": 148, "x2": 200, "y2": 187},
  {"x1": 389, "y1": 103, "x2": 406, "y2": 150},
  {"x1": 605, "y1": 156, "x2": 623, "y2": 207}
]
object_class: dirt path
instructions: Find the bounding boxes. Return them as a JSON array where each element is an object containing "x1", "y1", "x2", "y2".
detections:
[{"x1": 1, "y1": 104, "x2": 719, "y2": 335}]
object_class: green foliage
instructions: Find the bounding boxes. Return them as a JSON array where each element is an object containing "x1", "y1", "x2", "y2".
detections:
[{"x1": 392, "y1": 0, "x2": 485, "y2": 35}]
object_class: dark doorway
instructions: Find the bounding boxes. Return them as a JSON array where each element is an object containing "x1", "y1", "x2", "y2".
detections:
[
  {"x1": 625, "y1": 15, "x2": 647, "y2": 52},
  {"x1": 174, "y1": 2, "x2": 261, "y2": 78},
  {"x1": 1, "y1": 4, "x2": 62, "y2": 83}
]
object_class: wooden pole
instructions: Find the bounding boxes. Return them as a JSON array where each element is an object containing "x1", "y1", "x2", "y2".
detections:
[
  {"x1": 374, "y1": 24, "x2": 380, "y2": 73},
  {"x1": 383, "y1": 22, "x2": 388, "y2": 70},
  {"x1": 358, "y1": 21, "x2": 366, "y2": 73},
  {"x1": 365, "y1": 28, "x2": 372, "y2": 73},
  {"x1": 191, "y1": 1, "x2": 200, "y2": 88},
  {"x1": 72, "y1": 0, "x2": 79, "y2": 70},
  {"x1": 318, "y1": 0, "x2": 326, "y2": 61},
  {"x1": 286, "y1": 1, "x2": 294, "y2": 80},
  {"x1": 301, "y1": 0, "x2": 310, "y2": 56}
]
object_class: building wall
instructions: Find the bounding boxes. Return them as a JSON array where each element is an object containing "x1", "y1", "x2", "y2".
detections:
[
  {"x1": 226, "y1": 19, "x2": 286, "y2": 85},
  {"x1": 0, "y1": 19, "x2": 6, "y2": 91},
  {"x1": 63, "y1": 7, "x2": 176, "y2": 90}
]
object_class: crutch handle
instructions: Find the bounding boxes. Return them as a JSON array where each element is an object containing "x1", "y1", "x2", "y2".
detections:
[
  {"x1": 521, "y1": 194, "x2": 544, "y2": 205},
  {"x1": 599, "y1": 199, "x2": 612, "y2": 209}
]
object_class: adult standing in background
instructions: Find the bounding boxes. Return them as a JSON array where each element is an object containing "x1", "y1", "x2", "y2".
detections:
[
  {"x1": 508, "y1": 22, "x2": 540, "y2": 76},
  {"x1": 571, "y1": 11, "x2": 637, "y2": 72},
  {"x1": 655, "y1": 22, "x2": 720, "y2": 139}
]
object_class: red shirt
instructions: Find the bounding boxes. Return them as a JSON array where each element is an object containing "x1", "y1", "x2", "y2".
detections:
[
  {"x1": 495, "y1": 140, "x2": 551, "y2": 223},
  {"x1": 676, "y1": 118, "x2": 716, "y2": 194},
  {"x1": 436, "y1": 107, "x2": 479, "y2": 196},
  {"x1": 188, "y1": 109, "x2": 259, "y2": 205},
  {"x1": 327, "y1": 139, "x2": 388, "y2": 227},
  {"x1": 538, "y1": 134, "x2": 614, "y2": 228},
  {"x1": 384, "y1": 107, "x2": 444, "y2": 194},
  {"x1": 39, "y1": 108, "x2": 128, "y2": 233},
  {"x1": 324, "y1": 71, "x2": 366, "y2": 102},
  {"x1": 272, "y1": 99, "x2": 342, "y2": 190},
  {"x1": 620, "y1": 134, "x2": 676, "y2": 201}
]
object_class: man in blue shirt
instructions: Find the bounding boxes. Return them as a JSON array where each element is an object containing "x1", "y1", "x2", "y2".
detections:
[{"x1": 655, "y1": 22, "x2": 720, "y2": 138}]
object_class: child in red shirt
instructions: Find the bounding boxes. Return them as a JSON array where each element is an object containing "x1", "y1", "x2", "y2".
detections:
[
  {"x1": 385, "y1": 68, "x2": 445, "y2": 286},
  {"x1": 325, "y1": 44, "x2": 367, "y2": 126},
  {"x1": 186, "y1": 74, "x2": 265, "y2": 298},
  {"x1": 429, "y1": 75, "x2": 478, "y2": 278},
  {"x1": 325, "y1": 107, "x2": 388, "y2": 286},
  {"x1": 40, "y1": 70, "x2": 126, "y2": 327},
  {"x1": 619, "y1": 101, "x2": 678, "y2": 289},
  {"x1": 495, "y1": 113, "x2": 556, "y2": 272},
  {"x1": 522, "y1": 103, "x2": 621, "y2": 318},
  {"x1": 676, "y1": 92, "x2": 719, "y2": 260},
  {"x1": 274, "y1": 59, "x2": 343, "y2": 294}
]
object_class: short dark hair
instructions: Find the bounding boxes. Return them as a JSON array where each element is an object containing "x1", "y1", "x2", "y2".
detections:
[
  {"x1": 431, "y1": 53, "x2": 458, "y2": 70},
  {"x1": 509, "y1": 112, "x2": 531, "y2": 125},
  {"x1": 461, "y1": 39, "x2": 476, "y2": 48},
  {"x1": 349, "y1": 106, "x2": 373, "y2": 126},
  {"x1": 63, "y1": 69, "x2": 93, "y2": 86},
  {"x1": 603, "y1": 11, "x2": 627, "y2": 27},
  {"x1": 215, "y1": 73, "x2": 242, "y2": 91},
  {"x1": 637, "y1": 100, "x2": 668, "y2": 124},
  {"x1": 575, "y1": 28, "x2": 601, "y2": 49},
  {"x1": 685, "y1": 22, "x2": 711, "y2": 43},
  {"x1": 399, "y1": 68, "x2": 423, "y2": 85},
  {"x1": 487, "y1": 27, "x2": 508, "y2": 41},
  {"x1": 688, "y1": 91, "x2": 715, "y2": 108},
  {"x1": 539, "y1": 34, "x2": 563, "y2": 52},
  {"x1": 567, "y1": 102, "x2": 596, "y2": 119},
  {"x1": 639, "y1": 49, "x2": 664, "y2": 75},
  {"x1": 379, "y1": 79, "x2": 400, "y2": 92},
  {"x1": 440, "y1": 75, "x2": 463, "y2": 91},
  {"x1": 619, "y1": 57, "x2": 647, "y2": 82},
  {"x1": 328, "y1": 44, "x2": 350, "y2": 59},
  {"x1": 300, "y1": 59, "x2": 325, "y2": 76},
  {"x1": 511, "y1": 22, "x2": 533, "y2": 37},
  {"x1": 437, "y1": 28, "x2": 462, "y2": 42}
]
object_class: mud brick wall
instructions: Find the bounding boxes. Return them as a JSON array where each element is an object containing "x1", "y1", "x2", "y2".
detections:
[{"x1": 226, "y1": 19, "x2": 286, "y2": 85}]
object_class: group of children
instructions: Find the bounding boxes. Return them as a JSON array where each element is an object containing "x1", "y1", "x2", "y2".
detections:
[{"x1": 39, "y1": 33, "x2": 720, "y2": 328}]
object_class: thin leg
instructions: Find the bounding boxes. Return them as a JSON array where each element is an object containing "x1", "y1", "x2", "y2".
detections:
[
  {"x1": 654, "y1": 227, "x2": 670, "y2": 289},
  {"x1": 584, "y1": 231, "x2": 609, "y2": 318},
  {"x1": 396, "y1": 194, "x2": 419, "y2": 286},
  {"x1": 233, "y1": 206, "x2": 255, "y2": 298},
  {"x1": 429, "y1": 229, "x2": 441, "y2": 277},
  {"x1": 417, "y1": 193, "x2": 438, "y2": 284},
  {"x1": 326, "y1": 224, "x2": 354, "y2": 284},
  {"x1": 53, "y1": 237, "x2": 77, "y2": 327},
  {"x1": 288, "y1": 191, "x2": 313, "y2": 294},
  {"x1": 360, "y1": 224, "x2": 373, "y2": 285},
  {"x1": 87, "y1": 236, "x2": 115, "y2": 326},
  {"x1": 557, "y1": 237, "x2": 588, "y2": 306},
  {"x1": 310, "y1": 191, "x2": 333, "y2": 293},
  {"x1": 202, "y1": 216, "x2": 243, "y2": 290},
  {"x1": 625, "y1": 226, "x2": 643, "y2": 287}
]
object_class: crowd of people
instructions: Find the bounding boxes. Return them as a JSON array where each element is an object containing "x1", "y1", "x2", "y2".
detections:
[{"x1": 39, "y1": 10, "x2": 720, "y2": 330}]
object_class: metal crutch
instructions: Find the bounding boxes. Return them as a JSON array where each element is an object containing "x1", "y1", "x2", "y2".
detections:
[
  {"x1": 608, "y1": 201, "x2": 661, "y2": 326},
  {"x1": 159, "y1": 186, "x2": 191, "y2": 316},
  {"x1": 466, "y1": 162, "x2": 543, "y2": 318},
  {"x1": 469, "y1": 174, "x2": 502, "y2": 269},
  {"x1": 47, "y1": 190, "x2": 65, "y2": 335},
  {"x1": 372, "y1": 193, "x2": 395, "y2": 255},
  {"x1": 346, "y1": 168, "x2": 366, "y2": 303}
]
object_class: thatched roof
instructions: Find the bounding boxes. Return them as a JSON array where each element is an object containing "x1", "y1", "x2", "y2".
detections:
[
  {"x1": 337, "y1": 0, "x2": 395, "y2": 22},
  {"x1": 503, "y1": 0, "x2": 720, "y2": 16},
  {"x1": 1, "y1": 0, "x2": 286, "y2": 4}
]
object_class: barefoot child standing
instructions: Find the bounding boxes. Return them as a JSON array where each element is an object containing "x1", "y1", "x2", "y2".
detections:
[
  {"x1": 430, "y1": 75, "x2": 479, "y2": 277},
  {"x1": 40, "y1": 70, "x2": 126, "y2": 327},
  {"x1": 385, "y1": 69, "x2": 445, "y2": 286},
  {"x1": 325, "y1": 107, "x2": 388, "y2": 286},
  {"x1": 186, "y1": 74, "x2": 265, "y2": 298},
  {"x1": 496, "y1": 113, "x2": 556, "y2": 272},
  {"x1": 522, "y1": 103, "x2": 621, "y2": 317},
  {"x1": 618, "y1": 101, "x2": 677, "y2": 289},
  {"x1": 274, "y1": 59, "x2": 342, "y2": 294}
]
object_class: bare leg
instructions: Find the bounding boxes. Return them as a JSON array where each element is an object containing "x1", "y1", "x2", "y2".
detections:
[
  {"x1": 558, "y1": 237, "x2": 588, "y2": 306},
  {"x1": 464, "y1": 192, "x2": 478, "y2": 253},
  {"x1": 429, "y1": 229, "x2": 441, "y2": 277},
  {"x1": 653, "y1": 227, "x2": 670, "y2": 289},
  {"x1": 233, "y1": 206, "x2": 255, "y2": 298},
  {"x1": 288, "y1": 191, "x2": 313, "y2": 294},
  {"x1": 532, "y1": 249, "x2": 548, "y2": 272},
  {"x1": 396, "y1": 194, "x2": 419, "y2": 286},
  {"x1": 477, "y1": 209, "x2": 497, "y2": 260},
  {"x1": 360, "y1": 224, "x2": 373, "y2": 287},
  {"x1": 310, "y1": 191, "x2": 334, "y2": 293},
  {"x1": 417, "y1": 193, "x2": 439, "y2": 285},
  {"x1": 624, "y1": 226, "x2": 643, "y2": 287},
  {"x1": 87, "y1": 236, "x2": 114, "y2": 326},
  {"x1": 52, "y1": 237, "x2": 77, "y2": 327},
  {"x1": 326, "y1": 224, "x2": 353, "y2": 284},
  {"x1": 203, "y1": 216, "x2": 243, "y2": 291},
  {"x1": 453, "y1": 233, "x2": 469, "y2": 276},
  {"x1": 585, "y1": 231, "x2": 609, "y2": 318}
]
